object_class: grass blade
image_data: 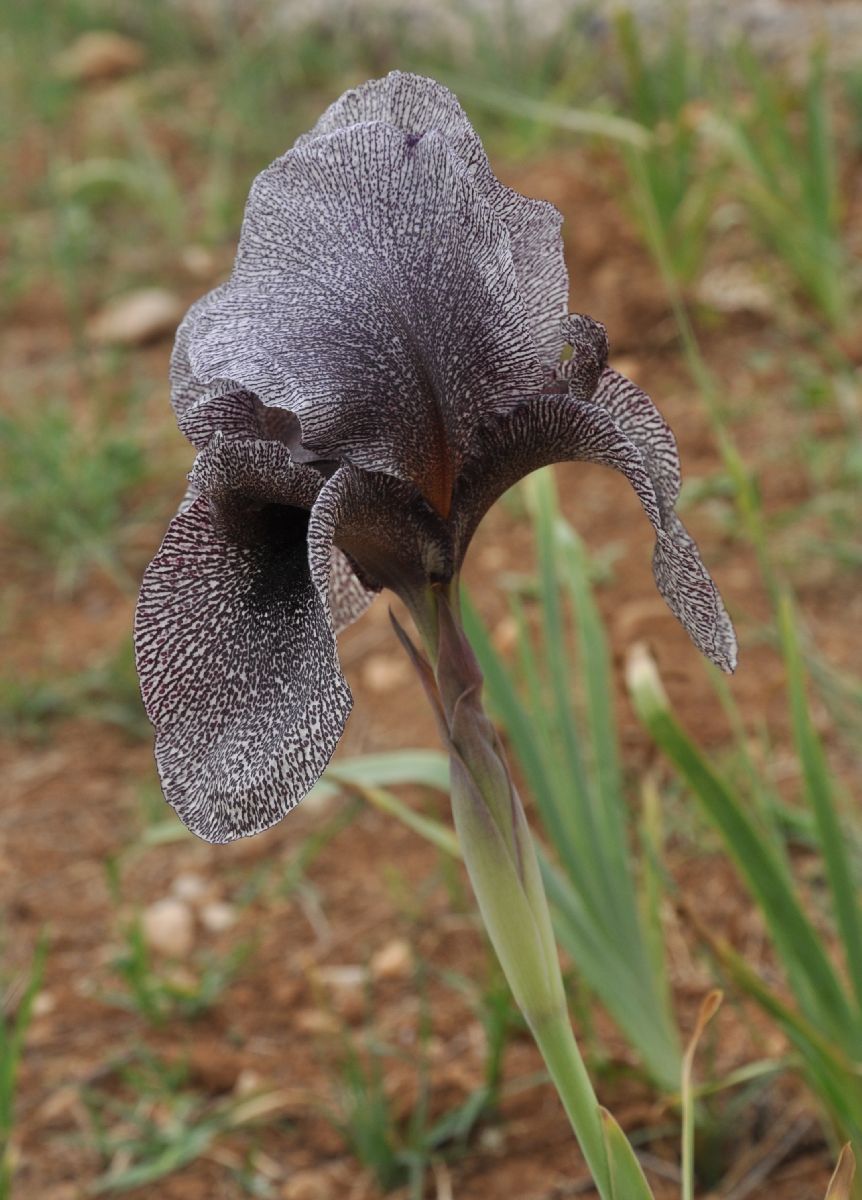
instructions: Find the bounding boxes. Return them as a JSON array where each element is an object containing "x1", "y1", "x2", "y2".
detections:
[
  {"x1": 681, "y1": 991, "x2": 722, "y2": 1200},
  {"x1": 0, "y1": 935, "x2": 47, "y2": 1199},
  {"x1": 826, "y1": 1145, "x2": 857, "y2": 1200},
  {"x1": 778, "y1": 593, "x2": 862, "y2": 1017},
  {"x1": 627, "y1": 644, "x2": 856, "y2": 1043},
  {"x1": 601, "y1": 1106, "x2": 656, "y2": 1200}
]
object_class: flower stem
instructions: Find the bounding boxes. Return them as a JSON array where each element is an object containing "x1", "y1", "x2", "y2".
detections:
[
  {"x1": 407, "y1": 582, "x2": 613, "y2": 1196},
  {"x1": 529, "y1": 1007, "x2": 609, "y2": 1186}
]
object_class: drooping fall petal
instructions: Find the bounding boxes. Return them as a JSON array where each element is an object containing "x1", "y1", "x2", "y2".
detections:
[
  {"x1": 134, "y1": 440, "x2": 359, "y2": 842},
  {"x1": 454, "y1": 391, "x2": 737, "y2": 672}
]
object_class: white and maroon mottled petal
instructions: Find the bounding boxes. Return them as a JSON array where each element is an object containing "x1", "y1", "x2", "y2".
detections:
[
  {"x1": 177, "y1": 389, "x2": 271, "y2": 447},
  {"x1": 591, "y1": 367, "x2": 681, "y2": 513},
  {"x1": 170, "y1": 285, "x2": 238, "y2": 427},
  {"x1": 455, "y1": 395, "x2": 737, "y2": 672},
  {"x1": 299, "y1": 71, "x2": 568, "y2": 361},
  {"x1": 186, "y1": 121, "x2": 544, "y2": 514},
  {"x1": 188, "y1": 434, "x2": 321, "y2": 515},
  {"x1": 591, "y1": 367, "x2": 737, "y2": 664},
  {"x1": 135, "y1": 495, "x2": 351, "y2": 844},
  {"x1": 134, "y1": 439, "x2": 377, "y2": 843},
  {"x1": 557, "y1": 314, "x2": 610, "y2": 401},
  {"x1": 329, "y1": 547, "x2": 377, "y2": 633}
]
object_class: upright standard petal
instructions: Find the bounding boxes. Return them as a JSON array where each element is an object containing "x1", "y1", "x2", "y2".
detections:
[
  {"x1": 134, "y1": 439, "x2": 353, "y2": 843},
  {"x1": 170, "y1": 284, "x2": 237, "y2": 431},
  {"x1": 185, "y1": 121, "x2": 544, "y2": 516},
  {"x1": 299, "y1": 71, "x2": 569, "y2": 361},
  {"x1": 454, "y1": 391, "x2": 737, "y2": 672}
]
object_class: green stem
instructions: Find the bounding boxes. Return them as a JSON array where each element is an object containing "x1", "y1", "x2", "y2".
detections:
[
  {"x1": 407, "y1": 581, "x2": 614, "y2": 1197},
  {"x1": 529, "y1": 1006, "x2": 610, "y2": 1187}
]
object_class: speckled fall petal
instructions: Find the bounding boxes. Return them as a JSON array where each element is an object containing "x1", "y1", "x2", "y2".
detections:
[
  {"x1": 134, "y1": 439, "x2": 363, "y2": 842},
  {"x1": 454, "y1": 356, "x2": 737, "y2": 672}
]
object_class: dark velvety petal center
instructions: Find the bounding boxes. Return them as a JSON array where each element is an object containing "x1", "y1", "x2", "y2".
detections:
[{"x1": 239, "y1": 503, "x2": 311, "y2": 611}]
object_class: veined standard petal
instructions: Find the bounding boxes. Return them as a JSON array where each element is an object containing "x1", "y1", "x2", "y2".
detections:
[
  {"x1": 135, "y1": 440, "x2": 360, "y2": 843},
  {"x1": 455, "y1": 394, "x2": 737, "y2": 672},
  {"x1": 170, "y1": 285, "x2": 237, "y2": 428},
  {"x1": 186, "y1": 121, "x2": 545, "y2": 516},
  {"x1": 299, "y1": 71, "x2": 568, "y2": 361}
]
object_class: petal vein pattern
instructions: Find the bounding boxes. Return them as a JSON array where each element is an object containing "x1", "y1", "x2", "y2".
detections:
[{"x1": 186, "y1": 122, "x2": 544, "y2": 513}]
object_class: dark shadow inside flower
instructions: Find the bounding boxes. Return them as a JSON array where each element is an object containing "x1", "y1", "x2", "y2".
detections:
[{"x1": 236, "y1": 504, "x2": 312, "y2": 614}]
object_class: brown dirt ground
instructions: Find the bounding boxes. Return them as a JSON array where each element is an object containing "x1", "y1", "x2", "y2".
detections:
[{"x1": 2, "y1": 154, "x2": 861, "y2": 1200}]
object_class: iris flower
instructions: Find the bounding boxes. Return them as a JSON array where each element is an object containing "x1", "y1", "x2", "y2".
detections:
[{"x1": 135, "y1": 71, "x2": 736, "y2": 847}]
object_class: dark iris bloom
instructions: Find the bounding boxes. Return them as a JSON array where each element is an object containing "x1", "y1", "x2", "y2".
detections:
[{"x1": 135, "y1": 72, "x2": 737, "y2": 844}]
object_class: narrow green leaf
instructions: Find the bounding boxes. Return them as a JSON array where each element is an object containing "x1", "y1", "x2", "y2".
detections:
[
  {"x1": 357, "y1": 785, "x2": 459, "y2": 859},
  {"x1": 627, "y1": 645, "x2": 855, "y2": 1042},
  {"x1": 462, "y1": 592, "x2": 582, "y2": 883},
  {"x1": 702, "y1": 930, "x2": 862, "y2": 1144},
  {"x1": 600, "y1": 1107, "x2": 656, "y2": 1200},
  {"x1": 681, "y1": 991, "x2": 722, "y2": 1200},
  {"x1": 540, "y1": 854, "x2": 681, "y2": 1092},
  {"x1": 778, "y1": 593, "x2": 862, "y2": 1020},
  {"x1": 451, "y1": 80, "x2": 652, "y2": 148},
  {"x1": 526, "y1": 472, "x2": 608, "y2": 911},
  {"x1": 324, "y1": 751, "x2": 450, "y2": 795}
]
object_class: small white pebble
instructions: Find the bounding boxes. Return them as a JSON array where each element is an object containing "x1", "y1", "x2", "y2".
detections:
[
  {"x1": 32, "y1": 991, "x2": 56, "y2": 1017},
  {"x1": 370, "y1": 938, "x2": 412, "y2": 981},
  {"x1": 141, "y1": 897, "x2": 195, "y2": 958},
  {"x1": 281, "y1": 1170, "x2": 330, "y2": 1200},
  {"x1": 199, "y1": 901, "x2": 237, "y2": 933},
  {"x1": 180, "y1": 244, "x2": 216, "y2": 279},
  {"x1": 55, "y1": 31, "x2": 145, "y2": 83},
  {"x1": 315, "y1": 964, "x2": 366, "y2": 989},
  {"x1": 492, "y1": 615, "x2": 518, "y2": 654},
  {"x1": 171, "y1": 872, "x2": 210, "y2": 904},
  {"x1": 86, "y1": 288, "x2": 182, "y2": 346},
  {"x1": 295, "y1": 1009, "x2": 340, "y2": 1036},
  {"x1": 234, "y1": 1068, "x2": 263, "y2": 1096},
  {"x1": 361, "y1": 654, "x2": 408, "y2": 693},
  {"x1": 479, "y1": 1125, "x2": 506, "y2": 1154}
]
